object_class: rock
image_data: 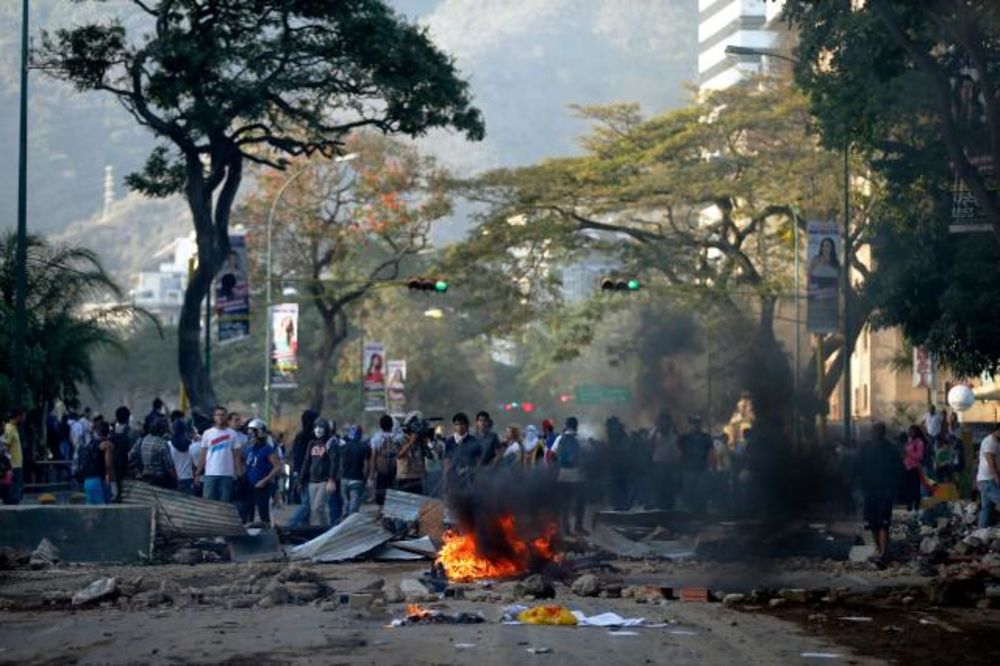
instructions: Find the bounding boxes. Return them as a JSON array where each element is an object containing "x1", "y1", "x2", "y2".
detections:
[
  {"x1": 571, "y1": 574, "x2": 601, "y2": 597},
  {"x1": 848, "y1": 545, "x2": 877, "y2": 563},
  {"x1": 285, "y1": 581, "x2": 324, "y2": 604},
  {"x1": 768, "y1": 598, "x2": 787, "y2": 608},
  {"x1": 260, "y1": 580, "x2": 290, "y2": 606},
  {"x1": 627, "y1": 585, "x2": 666, "y2": 603},
  {"x1": 519, "y1": 574, "x2": 548, "y2": 597},
  {"x1": 920, "y1": 536, "x2": 946, "y2": 556},
  {"x1": 72, "y1": 577, "x2": 118, "y2": 606},
  {"x1": 225, "y1": 595, "x2": 258, "y2": 609},
  {"x1": 383, "y1": 585, "x2": 405, "y2": 604},
  {"x1": 0, "y1": 546, "x2": 30, "y2": 571},
  {"x1": 400, "y1": 578, "x2": 430, "y2": 601},
  {"x1": 41, "y1": 590, "x2": 71, "y2": 604},
  {"x1": 171, "y1": 548, "x2": 203, "y2": 565},
  {"x1": 779, "y1": 589, "x2": 808, "y2": 604},
  {"x1": 132, "y1": 590, "x2": 166, "y2": 608},
  {"x1": 722, "y1": 593, "x2": 746, "y2": 606}
]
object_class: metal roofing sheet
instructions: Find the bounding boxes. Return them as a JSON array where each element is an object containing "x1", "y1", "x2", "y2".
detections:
[
  {"x1": 121, "y1": 481, "x2": 245, "y2": 538},
  {"x1": 289, "y1": 513, "x2": 392, "y2": 562}
]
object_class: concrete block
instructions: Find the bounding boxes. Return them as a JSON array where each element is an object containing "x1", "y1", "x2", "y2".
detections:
[
  {"x1": 0, "y1": 505, "x2": 154, "y2": 563},
  {"x1": 848, "y1": 545, "x2": 876, "y2": 562}
]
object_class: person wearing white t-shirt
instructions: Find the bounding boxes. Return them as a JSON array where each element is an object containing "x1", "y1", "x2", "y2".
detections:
[
  {"x1": 977, "y1": 424, "x2": 1000, "y2": 528},
  {"x1": 195, "y1": 406, "x2": 243, "y2": 502},
  {"x1": 923, "y1": 405, "x2": 943, "y2": 441}
]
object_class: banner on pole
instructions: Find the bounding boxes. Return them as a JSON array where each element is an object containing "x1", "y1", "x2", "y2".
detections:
[
  {"x1": 387, "y1": 359, "x2": 407, "y2": 416},
  {"x1": 270, "y1": 303, "x2": 299, "y2": 388},
  {"x1": 806, "y1": 221, "x2": 842, "y2": 334},
  {"x1": 913, "y1": 346, "x2": 934, "y2": 389},
  {"x1": 215, "y1": 234, "x2": 251, "y2": 344},
  {"x1": 363, "y1": 342, "x2": 387, "y2": 412}
]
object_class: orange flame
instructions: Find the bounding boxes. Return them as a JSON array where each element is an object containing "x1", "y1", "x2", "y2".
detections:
[
  {"x1": 406, "y1": 603, "x2": 433, "y2": 619},
  {"x1": 435, "y1": 514, "x2": 558, "y2": 582}
]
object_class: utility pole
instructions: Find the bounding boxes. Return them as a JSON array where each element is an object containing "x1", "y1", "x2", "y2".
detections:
[
  {"x1": 13, "y1": 0, "x2": 29, "y2": 409},
  {"x1": 842, "y1": 141, "x2": 852, "y2": 446}
]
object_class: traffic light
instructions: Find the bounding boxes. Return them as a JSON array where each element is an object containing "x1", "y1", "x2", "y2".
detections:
[
  {"x1": 600, "y1": 276, "x2": 641, "y2": 292},
  {"x1": 407, "y1": 277, "x2": 449, "y2": 293}
]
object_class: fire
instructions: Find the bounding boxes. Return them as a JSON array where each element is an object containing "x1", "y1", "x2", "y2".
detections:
[
  {"x1": 406, "y1": 604, "x2": 433, "y2": 619},
  {"x1": 435, "y1": 514, "x2": 558, "y2": 582}
]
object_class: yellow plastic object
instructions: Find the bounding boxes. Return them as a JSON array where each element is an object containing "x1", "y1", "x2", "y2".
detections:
[
  {"x1": 37, "y1": 493, "x2": 56, "y2": 504},
  {"x1": 517, "y1": 605, "x2": 578, "y2": 626}
]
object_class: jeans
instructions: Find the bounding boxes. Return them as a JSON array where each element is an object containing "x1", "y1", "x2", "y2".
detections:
[
  {"x1": 83, "y1": 477, "x2": 109, "y2": 504},
  {"x1": 177, "y1": 478, "x2": 194, "y2": 495},
  {"x1": 202, "y1": 475, "x2": 234, "y2": 502},
  {"x1": 328, "y1": 483, "x2": 343, "y2": 526},
  {"x1": 287, "y1": 485, "x2": 311, "y2": 527},
  {"x1": 308, "y1": 482, "x2": 330, "y2": 526},
  {"x1": 2, "y1": 468, "x2": 24, "y2": 505},
  {"x1": 978, "y1": 480, "x2": 1000, "y2": 527},
  {"x1": 247, "y1": 484, "x2": 272, "y2": 524},
  {"x1": 344, "y1": 479, "x2": 365, "y2": 516}
]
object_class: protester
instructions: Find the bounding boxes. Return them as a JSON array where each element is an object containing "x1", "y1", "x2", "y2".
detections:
[
  {"x1": 523, "y1": 424, "x2": 546, "y2": 468},
  {"x1": 902, "y1": 425, "x2": 926, "y2": 512},
  {"x1": 80, "y1": 421, "x2": 114, "y2": 504},
  {"x1": 649, "y1": 408, "x2": 679, "y2": 509},
  {"x1": 301, "y1": 418, "x2": 336, "y2": 526},
  {"x1": 288, "y1": 409, "x2": 318, "y2": 524},
  {"x1": 603, "y1": 416, "x2": 630, "y2": 510},
  {"x1": 242, "y1": 419, "x2": 281, "y2": 524},
  {"x1": 677, "y1": 414, "x2": 713, "y2": 515},
  {"x1": 109, "y1": 406, "x2": 136, "y2": 502},
  {"x1": 2, "y1": 409, "x2": 25, "y2": 505},
  {"x1": 551, "y1": 416, "x2": 586, "y2": 534},
  {"x1": 858, "y1": 422, "x2": 901, "y2": 563},
  {"x1": 196, "y1": 406, "x2": 242, "y2": 502},
  {"x1": 976, "y1": 423, "x2": 1000, "y2": 528},
  {"x1": 168, "y1": 410, "x2": 195, "y2": 494},
  {"x1": 444, "y1": 412, "x2": 482, "y2": 493},
  {"x1": 369, "y1": 414, "x2": 399, "y2": 506},
  {"x1": 476, "y1": 411, "x2": 501, "y2": 466},
  {"x1": 396, "y1": 414, "x2": 431, "y2": 494},
  {"x1": 541, "y1": 419, "x2": 557, "y2": 449},
  {"x1": 326, "y1": 421, "x2": 345, "y2": 526},
  {"x1": 129, "y1": 417, "x2": 177, "y2": 489},
  {"x1": 498, "y1": 425, "x2": 524, "y2": 468},
  {"x1": 145, "y1": 398, "x2": 167, "y2": 434},
  {"x1": 922, "y1": 404, "x2": 943, "y2": 442},
  {"x1": 340, "y1": 429, "x2": 370, "y2": 516}
]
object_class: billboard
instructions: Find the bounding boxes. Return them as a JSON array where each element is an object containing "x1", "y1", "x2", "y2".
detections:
[
  {"x1": 363, "y1": 341, "x2": 387, "y2": 412},
  {"x1": 270, "y1": 303, "x2": 299, "y2": 388},
  {"x1": 913, "y1": 346, "x2": 934, "y2": 389},
  {"x1": 215, "y1": 234, "x2": 251, "y2": 344},
  {"x1": 387, "y1": 359, "x2": 407, "y2": 416},
  {"x1": 806, "y1": 221, "x2": 842, "y2": 334}
]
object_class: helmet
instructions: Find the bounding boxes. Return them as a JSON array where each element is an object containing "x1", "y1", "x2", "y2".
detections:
[{"x1": 247, "y1": 418, "x2": 267, "y2": 432}]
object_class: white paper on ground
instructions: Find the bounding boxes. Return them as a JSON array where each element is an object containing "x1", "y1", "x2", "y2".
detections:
[
  {"x1": 800, "y1": 652, "x2": 842, "y2": 659},
  {"x1": 571, "y1": 611, "x2": 646, "y2": 627},
  {"x1": 608, "y1": 630, "x2": 640, "y2": 636},
  {"x1": 668, "y1": 630, "x2": 698, "y2": 636}
]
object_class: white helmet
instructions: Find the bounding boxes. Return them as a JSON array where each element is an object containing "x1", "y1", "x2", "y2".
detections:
[{"x1": 247, "y1": 418, "x2": 267, "y2": 432}]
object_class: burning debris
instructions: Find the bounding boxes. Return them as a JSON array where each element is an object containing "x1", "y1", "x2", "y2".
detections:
[
  {"x1": 391, "y1": 604, "x2": 486, "y2": 626},
  {"x1": 436, "y1": 515, "x2": 559, "y2": 582}
]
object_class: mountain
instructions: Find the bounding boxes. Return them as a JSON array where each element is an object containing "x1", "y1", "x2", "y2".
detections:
[{"x1": 0, "y1": 0, "x2": 696, "y2": 285}]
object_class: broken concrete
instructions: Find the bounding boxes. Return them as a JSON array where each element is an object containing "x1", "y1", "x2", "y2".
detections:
[{"x1": 72, "y1": 577, "x2": 117, "y2": 606}]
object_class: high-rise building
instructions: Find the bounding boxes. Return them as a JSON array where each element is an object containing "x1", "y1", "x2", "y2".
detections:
[{"x1": 697, "y1": 0, "x2": 777, "y2": 92}]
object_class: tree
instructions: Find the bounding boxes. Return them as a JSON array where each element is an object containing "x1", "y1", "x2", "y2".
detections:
[
  {"x1": 449, "y1": 81, "x2": 868, "y2": 437},
  {"x1": 0, "y1": 231, "x2": 136, "y2": 410},
  {"x1": 236, "y1": 132, "x2": 448, "y2": 412},
  {"x1": 37, "y1": 0, "x2": 484, "y2": 410},
  {"x1": 785, "y1": 0, "x2": 1000, "y2": 242}
]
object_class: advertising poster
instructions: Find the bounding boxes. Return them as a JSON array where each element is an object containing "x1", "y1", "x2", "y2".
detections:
[
  {"x1": 386, "y1": 359, "x2": 406, "y2": 416},
  {"x1": 215, "y1": 234, "x2": 251, "y2": 343},
  {"x1": 270, "y1": 303, "x2": 299, "y2": 388},
  {"x1": 806, "y1": 221, "x2": 842, "y2": 334},
  {"x1": 363, "y1": 341, "x2": 387, "y2": 412},
  {"x1": 913, "y1": 346, "x2": 934, "y2": 389}
]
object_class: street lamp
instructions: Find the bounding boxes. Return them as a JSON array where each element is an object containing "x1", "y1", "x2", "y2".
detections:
[
  {"x1": 263, "y1": 152, "x2": 357, "y2": 421},
  {"x1": 13, "y1": 0, "x2": 29, "y2": 409},
  {"x1": 724, "y1": 45, "x2": 798, "y2": 65}
]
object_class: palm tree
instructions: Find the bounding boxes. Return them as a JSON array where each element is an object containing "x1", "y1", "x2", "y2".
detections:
[{"x1": 0, "y1": 232, "x2": 136, "y2": 409}]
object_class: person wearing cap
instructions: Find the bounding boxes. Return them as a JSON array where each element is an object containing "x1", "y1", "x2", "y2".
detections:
[{"x1": 242, "y1": 419, "x2": 281, "y2": 524}]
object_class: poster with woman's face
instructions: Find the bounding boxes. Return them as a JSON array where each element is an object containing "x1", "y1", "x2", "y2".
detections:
[
  {"x1": 387, "y1": 359, "x2": 406, "y2": 416},
  {"x1": 806, "y1": 221, "x2": 842, "y2": 334},
  {"x1": 363, "y1": 342, "x2": 387, "y2": 411},
  {"x1": 270, "y1": 303, "x2": 298, "y2": 388}
]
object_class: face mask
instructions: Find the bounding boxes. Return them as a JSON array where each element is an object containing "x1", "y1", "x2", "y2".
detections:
[{"x1": 314, "y1": 428, "x2": 325, "y2": 438}]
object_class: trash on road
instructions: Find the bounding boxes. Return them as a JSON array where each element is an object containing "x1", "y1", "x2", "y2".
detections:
[
  {"x1": 517, "y1": 605, "x2": 578, "y2": 626},
  {"x1": 526, "y1": 647, "x2": 553, "y2": 654},
  {"x1": 390, "y1": 604, "x2": 486, "y2": 626},
  {"x1": 571, "y1": 611, "x2": 646, "y2": 627}
]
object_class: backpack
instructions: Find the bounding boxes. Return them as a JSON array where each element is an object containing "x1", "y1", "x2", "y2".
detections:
[
  {"x1": 557, "y1": 433, "x2": 581, "y2": 468},
  {"x1": 374, "y1": 432, "x2": 397, "y2": 476},
  {"x1": 77, "y1": 439, "x2": 105, "y2": 480}
]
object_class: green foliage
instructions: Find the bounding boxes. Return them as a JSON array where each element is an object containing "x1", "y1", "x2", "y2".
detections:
[{"x1": 0, "y1": 232, "x2": 134, "y2": 409}]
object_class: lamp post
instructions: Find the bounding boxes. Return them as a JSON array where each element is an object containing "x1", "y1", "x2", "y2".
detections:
[
  {"x1": 13, "y1": 0, "x2": 29, "y2": 409},
  {"x1": 263, "y1": 153, "x2": 357, "y2": 422}
]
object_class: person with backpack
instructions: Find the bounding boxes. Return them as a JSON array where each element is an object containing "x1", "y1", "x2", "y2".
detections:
[
  {"x1": 168, "y1": 410, "x2": 195, "y2": 494},
  {"x1": 109, "y1": 406, "x2": 136, "y2": 502},
  {"x1": 551, "y1": 416, "x2": 586, "y2": 534},
  {"x1": 129, "y1": 417, "x2": 177, "y2": 489},
  {"x1": 80, "y1": 421, "x2": 114, "y2": 504},
  {"x1": 368, "y1": 415, "x2": 399, "y2": 506}
]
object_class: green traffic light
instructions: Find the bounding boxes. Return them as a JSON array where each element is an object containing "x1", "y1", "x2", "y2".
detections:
[
  {"x1": 627, "y1": 278, "x2": 641, "y2": 291},
  {"x1": 434, "y1": 280, "x2": 448, "y2": 293}
]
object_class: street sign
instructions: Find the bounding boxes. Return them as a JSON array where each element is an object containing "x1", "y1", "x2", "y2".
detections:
[{"x1": 573, "y1": 384, "x2": 632, "y2": 405}]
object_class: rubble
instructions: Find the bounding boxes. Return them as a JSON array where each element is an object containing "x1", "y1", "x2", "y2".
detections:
[
  {"x1": 72, "y1": 577, "x2": 118, "y2": 606},
  {"x1": 571, "y1": 574, "x2": 601, "y2": 597}
]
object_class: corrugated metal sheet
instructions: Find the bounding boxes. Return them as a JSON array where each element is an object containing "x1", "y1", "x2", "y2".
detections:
[
  {"x1": 388, "y1": 536, "x2": 437, "y2": 557},
  {"x1": 384, "y1": 489, "x2": 455, "y2": 525},
  {"x1": 288, "y1": 513, "x2": 391, "y2": 562},
  {"x1": 121, "y1": 481, "x2": 245, "y2": 538},
  {"x1": 369, "y1": 544, "x2": 425, "y2": 561}
]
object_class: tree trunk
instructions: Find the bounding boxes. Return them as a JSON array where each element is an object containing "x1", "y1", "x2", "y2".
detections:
[
  {"x1": 309, "y1": 309, "x2": 348, "y2": 413},
  {"x1": 177, "y1": 259, "x2": 217, "y2": 412}
]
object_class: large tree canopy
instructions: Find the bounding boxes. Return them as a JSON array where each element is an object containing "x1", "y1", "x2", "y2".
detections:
[{"x1": 37, "y1": 0, "x2": 484, "y2": 409}]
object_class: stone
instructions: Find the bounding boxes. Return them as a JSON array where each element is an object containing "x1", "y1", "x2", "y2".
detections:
[
  {"x1": 722, "y1": 593, "x2": 746, "y2": 606},
  {"x1": 132, "y1": 590, "x2": 166, "y2": 608},
  {"x1": 172, "y1": 548, "x2": 203, "y2": 565},
  {"x1": 41, "y1": 590, "x2": 71, "y2": 604},
  {"x1": 347, "y1": 593, "x2": 373, "y2": 610},
  {"x1": 72, "y1": 577, "x2": 117, "y2": 606},
  {"x1": 383, "y1": 585, "x2": 405, "y2": 604},
  {"x1": 400, "y1": 578, "x2": 430, "y2": 599},
  {"x1": 225, "y1": 595, "x2": 258, "y2": 609},
  {"x1": 285, "y1": 581, "x2": 324, "y2": 603},
  {"x1": 260, "y1": 580, "x2": 290, "y2": 605},
  {"x1": 768, "y1": 598, "x2": 787, "y2": 608},
  {"x1": 29, "y1": 538, "x2": 61, "y2": 570},
  {"x1": 919, "y1": 536, "x2": 946, "y2": 556},
  {"x1": 848, "y1": 545, "x2": 877, "y2": 563},
  {"x1": 519, "y1": 574, "x2": 548, "y2": 597},
  {"x1": 571, "y1": 574, "x2": 601, "y2": 597}
]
